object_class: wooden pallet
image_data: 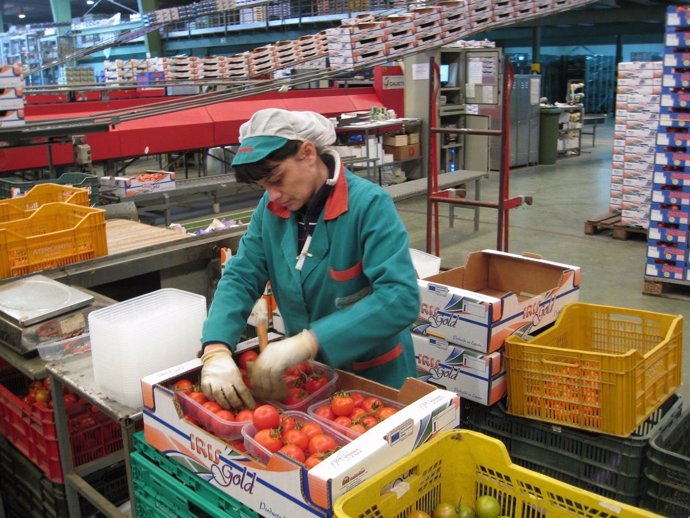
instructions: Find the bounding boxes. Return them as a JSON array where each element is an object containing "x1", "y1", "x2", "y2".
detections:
[
  {"x1": 584, "y1": 212, "x2": 620, "y2": 235},
  {"x1": 584, "y1": 213, "x2": 647, "y2": 240},
  {"x1": 643, "y1": 278, "x2": 690, "y2": 301}
]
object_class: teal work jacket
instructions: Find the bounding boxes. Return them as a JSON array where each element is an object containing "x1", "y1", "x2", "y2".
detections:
[{"x1": 201, "y1": 154, "x2": 419, "y2": 388}]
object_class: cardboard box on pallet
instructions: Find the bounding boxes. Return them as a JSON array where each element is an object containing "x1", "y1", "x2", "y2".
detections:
[
  {"x1": 414, "y1": 250, "x2": 581, "y2": 354},
  {"x1": 142, "y1": 359, "x2": 460, "y2": 518}
]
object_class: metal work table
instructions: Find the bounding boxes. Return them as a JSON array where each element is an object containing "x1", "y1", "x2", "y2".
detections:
[
  {"x1": 582, "y1": 113, "x2": 607, "y2": 147},
  {"x1": 47, "y1": 352, "x2": 141, "y2": 518}
]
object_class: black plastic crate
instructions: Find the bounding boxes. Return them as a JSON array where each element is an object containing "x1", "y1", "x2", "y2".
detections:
[
  {"x1": 461, "y1": 394, "x2": 682, "y2": 506},
  {"x1": 641, "y1": 409, "x2": 690, "y2": 517},
  {"x1": 0, "y1": 434, "x2": 128, "y2": 518}
]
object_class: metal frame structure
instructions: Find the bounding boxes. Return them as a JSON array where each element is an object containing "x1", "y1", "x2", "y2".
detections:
[{"x1": 426, "y1": 56, "x2": 532, "y2": 255}]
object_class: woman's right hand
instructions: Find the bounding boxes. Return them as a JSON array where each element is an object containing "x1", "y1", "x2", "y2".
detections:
[{"x1": 200, "y1": 344, "x2": 256, "y2": 409}]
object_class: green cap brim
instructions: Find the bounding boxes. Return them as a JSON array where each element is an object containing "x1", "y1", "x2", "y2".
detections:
[{"x1": 232, "y1": 136, "x2": 288, "y2": 166}]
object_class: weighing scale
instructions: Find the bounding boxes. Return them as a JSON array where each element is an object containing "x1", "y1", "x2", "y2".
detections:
[{"x1": 0, "y1": 275, "x2": 101, "y2": 356}]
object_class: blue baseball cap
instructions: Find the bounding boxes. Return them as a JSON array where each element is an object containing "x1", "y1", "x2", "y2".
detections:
[{"x1": 232, "y1": 135, "x2": 288, "y2": 166}]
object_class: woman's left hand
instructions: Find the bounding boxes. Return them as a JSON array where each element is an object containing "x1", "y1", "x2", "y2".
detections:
[{"x1": 249, "y1": 330, "x2": 318, "y2": 400}]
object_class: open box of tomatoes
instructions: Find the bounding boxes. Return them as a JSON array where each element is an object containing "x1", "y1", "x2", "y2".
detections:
[{"x1": 142, "y1": 337, "x2": 461, "y2": 517}]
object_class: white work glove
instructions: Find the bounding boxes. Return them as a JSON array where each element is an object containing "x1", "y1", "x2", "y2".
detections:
[
  {"x1": 200, "y1": 345, "x2": 256, "y2": 410},
  {"x1": 249, "y1": 330, "x2": 318, "y2": 401}
]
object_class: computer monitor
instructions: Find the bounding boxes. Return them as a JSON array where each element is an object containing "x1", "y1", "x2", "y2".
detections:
[{"x1": 440, "y1": 64, "x2": 450, "y2": 86}]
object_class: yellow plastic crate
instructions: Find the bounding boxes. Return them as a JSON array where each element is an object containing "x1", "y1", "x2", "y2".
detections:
[
  {"x1": 0, "y1": 202, "x2": 108, "y2": 279},
  {"x1": 504, "y1": 303, "x2": 683, "y2": 437},
  {"x1": 0, "y1": 183, "x2": 90, "y2": 223},
  {"x1": 334, "y1": 430, "x2": 660, "y2": 518}
]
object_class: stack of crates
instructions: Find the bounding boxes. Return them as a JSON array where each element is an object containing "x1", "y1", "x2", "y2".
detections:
[
  {"x1": 0, "y1": 434, "x2": 129, "y2": 518},
  {"x1": 641, "y1": 409, "x2": 690, "y2": 516},
  {"x1": 130, "y1": 432, "x2": 259, "y2": 517},
  {"x1": 334, "y1": 430, "x2": 661, "y2": 518},
  {"x1": 0, "y1": 361, "x2": 123, "y2": 486},
  {"x1": 461, "y1": 395, "x2": 682, "y2": 506},
  {"x1": 482, "y1": 302, "x2": 684, "y2": 509},
  {"x1": 648, "y1": 5, "x2": 690, "y2": 284}
]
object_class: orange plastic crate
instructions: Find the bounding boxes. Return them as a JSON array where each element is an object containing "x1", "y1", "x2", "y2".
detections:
[
  {"x1": 504, "y1": 303, "x2": 683, "y2": 437},
  {"x1": 0, "y1": 183, "x2": 90, "y2": 223},
  {"x1": 0, "y1": 202, "x2": 108, "y2": 279}
]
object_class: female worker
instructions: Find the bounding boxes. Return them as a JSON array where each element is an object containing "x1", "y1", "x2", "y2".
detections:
[{"x1": 199, "y1": 108, "x2": 419, "y2": 409}]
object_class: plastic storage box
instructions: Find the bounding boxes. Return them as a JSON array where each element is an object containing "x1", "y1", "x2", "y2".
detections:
[
  {"x1": 242, "y1": 410, "x2": 350, "y2": 465},
  {"x1": 0, "y1": 172, "x2": 100, "y2": 205},
  {"x1": 504, "y1": 303, "x2": 683, "y2": 437},
  {"x1": 307, "y1": 389, "x2": 404, "y2": 438},
  {"x1": 641, "y1": 409, "x2": 690, "y2": 517},
  {"x1": 89, "y1": 288, "x2": 206, "y2": 408},
  {"x1": 270, "y1": 360, "x2": 338, "y2": 412},
  {"x1": 461, "y1": 394, "x2": 682, "y2": 506},
  {"x1": 0, "y1": 202, "x2": 108, "y2": 279},
  {"x1": 131, "y1": 431, "x2": 259, "y2": 518},
  {"x1": 0, "y1": 183, "x2": 90, "y2": 223},
  {"x1": 334, "y1": 429, "x2": 661, "y2": 518}
]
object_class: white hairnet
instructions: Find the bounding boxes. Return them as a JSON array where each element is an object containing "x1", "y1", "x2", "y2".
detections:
[{"x1": 238, "y1": 108, "x2": 336, "y2": 149}]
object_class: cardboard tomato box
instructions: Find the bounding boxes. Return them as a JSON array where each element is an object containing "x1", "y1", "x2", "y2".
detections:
[
  {"x1": 412, "y1": 332, "x2": 506, "y2": 405},
  {"x1": 141, "y1": 359, "x2": 460, "y2": 517},
  {"x1": 414, "y1": 250, "x2": 580, "y2": 354},
  {"x1": 99, "y1": 170, "x2": 175, "y2": 198}
]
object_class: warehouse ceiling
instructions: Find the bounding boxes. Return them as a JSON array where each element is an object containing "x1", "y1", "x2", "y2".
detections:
[{"x1": 1, "y1": 0, "x2": 688, "y2": 45}]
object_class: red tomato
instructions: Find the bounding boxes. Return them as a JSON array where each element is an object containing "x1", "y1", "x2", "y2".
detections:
[
  {"x1": 308, "y1": 433, "x2": 338, "y2": 455},
  {"x1": 350, "y1": 392, "x2": 365, "y2": 408},
  {"x1": 63, "y1": 392, "x2": 78, "y2": 407},
  {"x1": 238, "y1": 350, "x2": 259, "y2": 370},
  {"x1": 313, "y1": 404, "x2": 336, "y2": 421},
  {"x1": 360, "y1": 415, "x2": 379, "y2": 430},
  {"x1": 203, "y1": 401, "x2": 222, "y2": 413},
  {"x1": 215, "y1": 409, "x2": 236, "y2": 421},
  {"x1": 348, "y1": 423, "x2": 366, "y2": 436},
  {"x1": 331, "y1": 393, "x2": 355, "y2": 417},
  {"x1": 304, "y1": 454, "x2": 323, "y2": 469},
  {"x1": 283, "y1": 429, "x2": 309, "y2": 451},
  {"x1": 283, "y1": 373, "x2": 305, "y2": 389},
  {"x1": 350, "y1": 407, "x2": 367, "y2": 420},
  {"x1": 284, "y1": 387, "x2": 309, "y2": 406},
  {"x1": 188, "y1": 391, "x2": 208, "y2": 405},
  {"x1": 280, "y1": 415, "x2": 298, "y2": 433},
  {"x1": 42, "y1": 377, "x2": 52, "y2": 391},
  {"x1": 235, "y1": 409, "x2": 254, "y2": 422},
  {"x1": 300, "y1": 422, "x2": 324, "y2": 440},
  {"x1": 174, "y1": 378, "x2": 195, "y2": 393},
  {"x1": 376, "y1": 406, "x2": 398, "y2": 420},
  {"x1": 285, "y1": 362, "x2": 312, "y2": 378},
  {"x1": 254, "y1": 428, "x2": 283, "y2": 452},
  {"x1": 241, "y1": 371, "x2": 253, "y2": 389},
  {"x1": 253, "y1": 404, "x2": 281, "y2": 430},
  {"x1": 334, "y1": 416, "x2": 352, "y2": 428},
  {"x1": 279, "y1": 444, "x2": 306, "y2": 463},
  {"x1": 305, "y1": 374, "x2": 328, "y2": 394},
  {"x1": 361, "y1": 396, "x2": 383, "y2": 413}
]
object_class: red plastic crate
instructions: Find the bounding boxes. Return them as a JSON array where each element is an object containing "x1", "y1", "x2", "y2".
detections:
[{"x1": 0, "y1": 365, "x2": 123, "y2": 484}]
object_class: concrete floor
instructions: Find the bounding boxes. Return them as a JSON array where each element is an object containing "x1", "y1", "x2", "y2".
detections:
[{"x1": 395, "y1": 122, "x2": 690, "y2": 405}]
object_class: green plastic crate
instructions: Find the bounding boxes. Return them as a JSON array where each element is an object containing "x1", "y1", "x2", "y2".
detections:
[
  {"x1": 0, "y1": 173, "x2": 100, "y2": 205},
  {"x1": 132, "y1": 432, "x2": 258, "y2": 518},
  {"x1": 461, "y1": 394, "x2": 682, "y2": 506}
]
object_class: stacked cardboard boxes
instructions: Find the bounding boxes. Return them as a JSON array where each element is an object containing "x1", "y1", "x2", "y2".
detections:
[
  {"x1": 610, "y1": 62, "x2": 663, "y2": 227},
  {"x1": 646, "y1": 6, "x2": 690, "y2": 282},
  {"x1": 411, "y1": 250, "x2": 580, "y2": 405},
  {"x1": 0, "y1": 65, "x2": 25, "y2": 128}
]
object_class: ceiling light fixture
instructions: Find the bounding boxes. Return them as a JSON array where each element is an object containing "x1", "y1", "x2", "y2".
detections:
[
  {"x1": 18, "y1": 8, "x2": 26, "y2": 19},
  {"x1": 86, "y1": 0, "x2": 95, "y2": 4}
]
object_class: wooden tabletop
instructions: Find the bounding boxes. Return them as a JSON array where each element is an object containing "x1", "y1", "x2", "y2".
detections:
[{"x1": 106, "y1": 218, "x2": 191, "y2": 255}]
